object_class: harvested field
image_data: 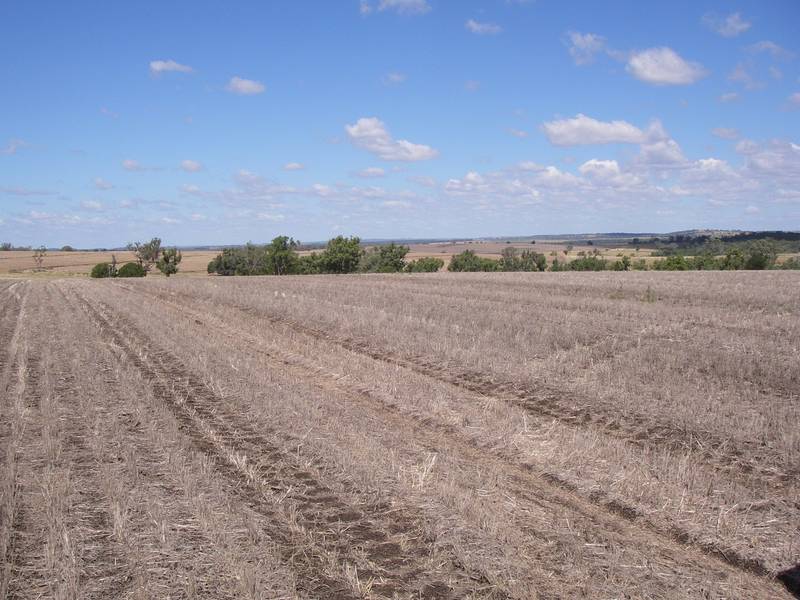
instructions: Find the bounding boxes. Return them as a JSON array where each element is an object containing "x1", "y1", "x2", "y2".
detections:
[{"x1": 1, "y1": 272, "x2": 798, "y2": 598}]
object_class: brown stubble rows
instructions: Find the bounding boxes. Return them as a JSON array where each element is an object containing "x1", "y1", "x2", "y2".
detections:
[
  {"x1": 100, "y1": 272, "x2": 798, "y2": 587},
  {"x1": 0, "y1": 274, "x2": 796, "y2": 598}
]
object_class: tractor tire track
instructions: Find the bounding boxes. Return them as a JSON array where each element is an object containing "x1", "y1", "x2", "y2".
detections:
[
  {"x1": 66, "y1": 285, "x2": 494, "y2": 600},
  {"x1": 108, "y1": 282, "x2": 789, "y2": 597}
]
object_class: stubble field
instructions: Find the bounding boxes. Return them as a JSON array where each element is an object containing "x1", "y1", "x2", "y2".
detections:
[{"x1": 1, "y1": 272, "x2": 798, "y2": 598}]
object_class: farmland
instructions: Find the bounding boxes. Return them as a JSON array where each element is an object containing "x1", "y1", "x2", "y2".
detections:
[{"x1": 1, "y1": 272, "x2": 798, "y2": 598}]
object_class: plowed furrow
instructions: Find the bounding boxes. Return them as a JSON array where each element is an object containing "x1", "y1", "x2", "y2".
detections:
[
  {"x1": 107, "y1": 283, "x2": 788, "y2": 596},
  {"x1": 123, "y1": 283, "x2": 792, "y2": 487},
  {"x1": 68, "y1": 287, "x2": 491, "y2": 599}
]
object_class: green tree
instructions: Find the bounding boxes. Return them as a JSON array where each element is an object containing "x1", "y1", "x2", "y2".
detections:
[
  {"x1": 405, "y1": 257, "x2": 444, "y2": 272},
  {"x1": 156, "y1": 247, "x2": 182, "y2": 277},
  {"x1": 117, "y1": 262, "x2": 147, "y2": 277},
  {"x1": 359, "y1": 242, "x2": 409, "y2": 273},
  {"x1": 319, "y1": 236, "x2": 362, "y2": 274},
  {"x1": 264, "y1": 236, "x2": 300, "y2": 275},
  {"x1": 744, "y1": 240, "x2": 777, "y2": 270},
  {"x1": 127, "y1": 238, "x2": 162, "y2": 272},
  {"x1": 90, "y1": 262, "x2": 115, "y2": 278},
  {"x1": 448, "y1": 250, "x2": 499, "y2": 272}
]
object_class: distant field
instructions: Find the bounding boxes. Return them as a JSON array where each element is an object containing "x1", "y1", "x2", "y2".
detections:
[
  {"x1": 0, "y1": 250, "x2": 218, "y2": 276},
  {"x1": 1, "y1": 272, "x2": 797, "y2": 598},
  {"x1": 0, "y1": 243, "x2": 659, "y2": 276}
]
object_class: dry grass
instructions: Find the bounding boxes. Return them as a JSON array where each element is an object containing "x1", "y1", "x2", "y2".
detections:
[{"x1": 0, "y1": 273, "x2": 797, "y2": 599}]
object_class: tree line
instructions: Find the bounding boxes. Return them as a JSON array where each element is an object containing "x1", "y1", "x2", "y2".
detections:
[
  {"x1": 206, "y1": 236, "x2": 444, "y2": 276},
  {"x1": 204, "y1": 236, "x2": 799, "y2": 277}
]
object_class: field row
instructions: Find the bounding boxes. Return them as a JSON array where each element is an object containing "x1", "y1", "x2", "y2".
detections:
[{"x1": 1, "y1": 275, "x2": 797, "y2": 598}]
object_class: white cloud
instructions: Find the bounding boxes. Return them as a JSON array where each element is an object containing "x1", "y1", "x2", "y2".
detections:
[
  {"x1": 181, "y1": 184, "x2": 202, "y2": 194},
  {"x1": 122, "y1": 159, "x2": 148, "y2": 171},
  {"x1": 626, "y1": 47, "x2": 708, "y2": 85},
  {"x1": 80, "y1": 200, "x2": 103, "y2": 211},
  {"x1": 226, "y1": 76, "x2": 265, "y2": 95},
  {"x1": 769, "y1": 66, "x2": 783, "y2": 80},
  {"x1": 345, "y1": 117, "x2": 438, "y2": 161},
  {"x1": 745, "y1": 205, "x2": 760, "y2": 214},
  {"x1": 747, "y1": 41, "x2": 793, "y2": 59},
  {"x1": 464, "y1": 80, "x2": 481, "y2": 92},
  {"x1": 382, "y1": 200, "x2": 412, "y2": 209},
  {"x1": 356, "y1": 167, "x2": 386, "y2": 178},
  {"x1": 0, "y1": 185, "x2": 54, "y2": 197},
  {"x1": 719, "y1": 92, "x2": 739, "y2": 103},
  {"x1": 2, "y1": 139, "x2": 28, "y2": 155},
  {"x1": 702, "y1": 12, "x2": 751, "y2": 37},
  {"x1": 466, "y1": 19, "x2": 502, "y2": 35},
  {"x1": 180, "y1": 159, "x2": 204, "y2": 172},
  {"x1": 638, "y1": 139, "x2": 686, "y2": 166},
  {"x1": 712, "y1": 127, "x2": 739, "y2": 140},
  {"x1": 565, "y1": 31, "x2": 606, "y2": 65},
  {"x1": 256, "y1": 212, "x2": 285, "y2": 222},
  {"x1": 94, "y1": 177, "x2": 113, "y2": 190},
  {"x1": 283, "y1": 162, "x2": 305, "y2": 171},
  {"x1": 161, "y1": 217, "x2": 180, "y2": 224},
  {"x1": 542, "y1": 114, "x2": 655, "y2": 146},
  {"x1": 787, "y1": 92, "x2": 800, "y2": 109},
  {"x1": 149, "y1": 59, "x2": 193, "y2": 75},
  {"x1": 362, "y1": 0, "x2": 431, "y2": 15},
  {"x1": 728, "y1": 62, "x2": 761, "y2": 89},
  {"x1": 189, "y1": 213, "x2": 207, "y2": 221},
  {"x1": 382, "y1": 72, "x2": 407, "y2": 85}
]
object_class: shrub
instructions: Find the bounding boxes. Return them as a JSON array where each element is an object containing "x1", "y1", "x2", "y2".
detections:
[
  {"x1": 405, "y1": 257, "x2": 444, "y2": 273},
  {"x1": 359, "y1": 243, "x2": 409, "y2": 273},
  {"x1": 90, "y1": 262, "x2": 115, "y2": 278},
  {"x1": 156, "y1": 247, "x2": 182, "y2": 277},
  {"x1": 448, "y1": 250, "x2": 499, "y2": 272},
  {"x1": 319, "y1": 236, "x2": 362, "y2": 274},
  {"x1": 117, "y1": 262, "x2": 146, "y2": 277}
]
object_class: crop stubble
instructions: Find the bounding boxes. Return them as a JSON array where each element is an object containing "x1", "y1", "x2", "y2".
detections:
[{"x1": 0, "y1": 273, "x2": 797, "y2": 598}]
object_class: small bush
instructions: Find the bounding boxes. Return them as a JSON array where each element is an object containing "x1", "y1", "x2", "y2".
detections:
[
  {"x1": 117, "y1": 262, "x2": 146, "y2": 277},
  {"x1": 405, "y1": 257, "x2": 444, "y2": 272},
  {"x1": 90, "y1": 262, "x2": 114, "y2": 278}
]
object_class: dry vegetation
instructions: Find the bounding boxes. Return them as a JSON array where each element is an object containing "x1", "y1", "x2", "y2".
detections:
[{"x1": 1, "y1": 272, "x2": 798, "y2": 598}]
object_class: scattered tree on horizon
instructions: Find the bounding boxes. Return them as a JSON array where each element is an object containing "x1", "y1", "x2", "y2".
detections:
[{"x1": 156, "y1": 247, "x2": 182, "y2": 277}]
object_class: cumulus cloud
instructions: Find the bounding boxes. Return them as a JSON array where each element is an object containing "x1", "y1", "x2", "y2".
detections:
[
  {"x1": 2, "y1": 139, "x2": 28, "y2": 155},
  {"x1": 149, "y1": 59, "x2": 193, "y2": 75},
  {"x1": 542, "y1": 114, "x2": 657, "y2": 146},
  {"x1": 465, "y1": 19, "x2": 502, "y2": 35},
  {"x1": 361, "y1": 0, "x2": 431, "y2": 15},
  {"x1": 719, "y1": 92, "x2": 739, "y2": 103},
  {"x1": 788, "y1": 92, "x2": 800, "y2": 110},
  {"x1": 702, "y1": 12, "x2": 751, "y2": 37},
  {"x1": 356, "y1": 167, "x2": 386, "y2": 178},
  {"x1": 382, "y1": 72, "x2": 407, "y2": 85},
  {"x1": 94, "y1": 177, "x2": 113, "y2": 190},
  {"x1": 626, "y1": 47, "x2": 707, "y2": 85},
  {"x1": 464, "y1": 80, "x2": 481, "y2": 92},
  {"x1": 747, "y1": 41, "x2": 793, "y2": 59},
  {"x1": 712, "y1": 128, "x2": 739, "y2": 140},
  {"x1": 565, "y1": 31, "x2": 606, "y2": 65},
  {"x1": 80, "y1": 200, "x2": 103, "y2": 211},
  {"x1": 345, "y1": 117, "x2": 438, "y2": 161},
  {"x1": 728, "y1": 62, "x2": 761, "y2": 89},
  {"x1": 180, "y1": 159, "x2": 204, "y2": 172},
  {"x1": 0, "y1": 185, "x2": 54, "y2": 196},
  {"x1": 283, "y1": 162, "x2": 305, "y2": 171},
  {"x1": 507, "y1": 128, "x2": 528, "y2": 138},
  {"x1": 122, "y1": 159, "x2": 145, "y2": 171},
  {"x1": 226, "y1": 76, "x2": 265, "y2": 95}
]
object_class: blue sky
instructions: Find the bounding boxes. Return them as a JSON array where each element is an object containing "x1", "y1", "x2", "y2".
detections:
[{"x1": 1, "y1": 0, "x2": 799, "y2": 247}]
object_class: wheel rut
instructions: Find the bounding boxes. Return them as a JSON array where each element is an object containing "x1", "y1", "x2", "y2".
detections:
[
  {"x1": 67, "y1": 285, "x2": 494, "y2": 600},
  {"x1": 106, "y1": 282, "x2": 790, "y2": 597}
]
